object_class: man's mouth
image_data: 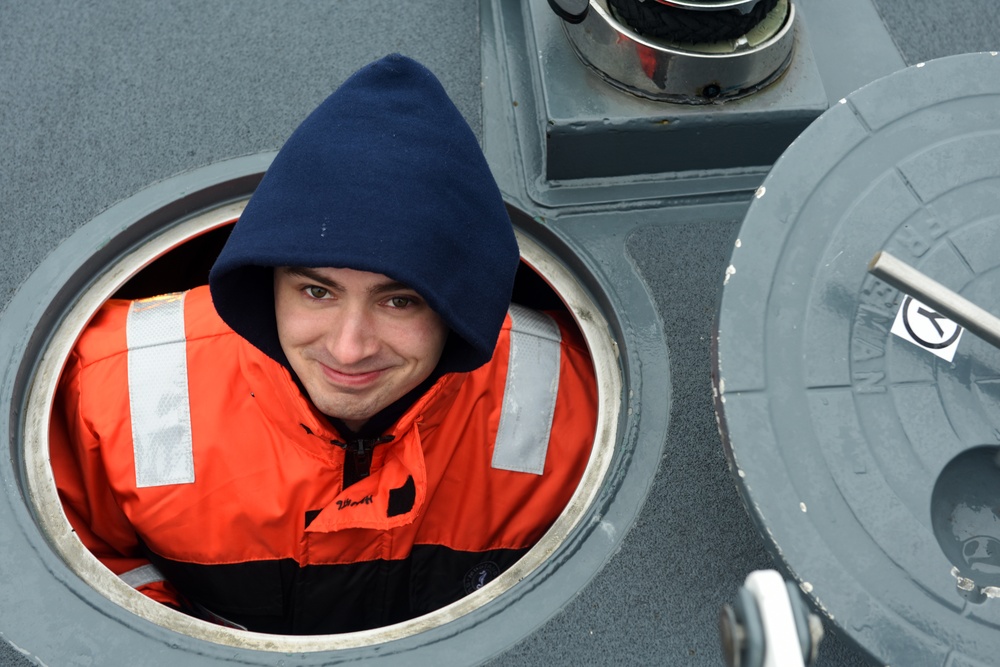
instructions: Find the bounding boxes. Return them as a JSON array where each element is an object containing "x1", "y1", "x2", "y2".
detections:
[{"x1": 319, "y1": 363, "x2": 385, "y2": 388}]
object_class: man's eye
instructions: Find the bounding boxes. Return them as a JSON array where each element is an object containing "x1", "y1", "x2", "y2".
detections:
[
  {"x1": 388, "y1": 296, "x2": 414, "y2": 309},
  {"x1": 306, "y1": 286, "x2": 330, "y2": 299}
]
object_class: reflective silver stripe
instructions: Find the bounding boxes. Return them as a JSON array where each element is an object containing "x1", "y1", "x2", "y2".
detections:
[
  {"x1": 126, "y1": 293, "x2": 195, "y2": 488},
  {"x1": 119, "y1": 563, "x2": 166, "y2": 589},
  {"x1": 492, "y1": 304, "x2": 562, "y2": 475}
]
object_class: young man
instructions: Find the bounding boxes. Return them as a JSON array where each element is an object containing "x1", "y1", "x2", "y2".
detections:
[{"x1": 50, "y1": 54, "x2": 597, "y2": 634}]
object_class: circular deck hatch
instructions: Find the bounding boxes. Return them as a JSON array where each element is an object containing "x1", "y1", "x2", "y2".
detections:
[
  {"x1": 0, "y1": 156, "x2": 663, "y2": 665},
  {"x1": 714, "y1": 52, "x2": 1000, "y2": 666}
]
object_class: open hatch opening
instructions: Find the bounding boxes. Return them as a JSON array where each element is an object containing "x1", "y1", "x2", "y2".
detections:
[{"x1": 24, "y1": 194, "x2": 621, "y2": 651}]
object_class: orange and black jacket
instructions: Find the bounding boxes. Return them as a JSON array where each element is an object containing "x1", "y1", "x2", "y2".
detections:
[{"x1": 50, "y1": 286, "x2": 597, "y2": 634}]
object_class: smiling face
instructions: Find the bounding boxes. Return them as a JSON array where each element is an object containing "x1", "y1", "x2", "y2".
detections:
[{"x1": 273, "y1": 266, "x2": 449, "y2": 431}]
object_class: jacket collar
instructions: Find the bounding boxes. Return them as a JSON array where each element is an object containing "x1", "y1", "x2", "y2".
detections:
[{"x1": 237, "y1": 337, "x2": 466, "y2": 531}]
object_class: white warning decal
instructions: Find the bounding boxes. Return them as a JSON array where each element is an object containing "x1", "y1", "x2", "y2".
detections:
[{"x1": 890, "y1": 295, "x2": 964, "y2": 362}]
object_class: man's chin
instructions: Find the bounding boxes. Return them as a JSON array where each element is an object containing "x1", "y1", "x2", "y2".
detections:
[{"x1": 302, "y1": 383, "x2": 386, "y2": 424}]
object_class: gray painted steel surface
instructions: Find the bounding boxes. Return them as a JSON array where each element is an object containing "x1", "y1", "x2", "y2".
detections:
[{"x1": 1, "y1": 1, "x2": 998, "y2": 665}]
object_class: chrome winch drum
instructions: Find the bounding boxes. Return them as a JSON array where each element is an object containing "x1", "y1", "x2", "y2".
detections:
[
  {"x1": 560, "y1": 0, "x2": 795, "y2": 103},
  {"x1": 657, "y1": 0, "x2": 772, "y2": 11}
]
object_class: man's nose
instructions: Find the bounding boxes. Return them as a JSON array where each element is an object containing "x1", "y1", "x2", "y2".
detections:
[{"x1": 326, "y1": 307, "x2": 377, "y2": 365}]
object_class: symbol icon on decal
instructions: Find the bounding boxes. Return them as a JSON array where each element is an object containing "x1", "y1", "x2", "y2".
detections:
[{"x1": 890, "y1": 296, "x2": 964, "y2": 361}]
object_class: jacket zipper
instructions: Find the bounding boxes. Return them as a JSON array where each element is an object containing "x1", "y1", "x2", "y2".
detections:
[
  {"x1": 332, "y1": 435, "x2": 395, "y2": 490},
  {"x1": 298, "y1": 423, "x2": 396, "y2": 490}
]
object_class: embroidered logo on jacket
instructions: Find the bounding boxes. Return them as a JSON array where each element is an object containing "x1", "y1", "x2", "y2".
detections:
[
  {"x1": 463, "y1": 561, "x2": 501, "y2": 594},
  {"x1": 336, "y1": 495, "x2": 373, "y2": 510}
]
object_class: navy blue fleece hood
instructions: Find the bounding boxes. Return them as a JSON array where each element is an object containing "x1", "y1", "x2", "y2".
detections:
[{"x1": 209, "y1": 54, "x2": 519, "y2": 373}]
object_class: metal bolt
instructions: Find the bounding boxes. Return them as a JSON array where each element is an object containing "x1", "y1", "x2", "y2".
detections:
[{"x1": 703, "y1": 83, "x2": 723, "y2": 99}]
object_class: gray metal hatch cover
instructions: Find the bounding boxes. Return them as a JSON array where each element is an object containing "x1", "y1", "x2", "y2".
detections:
[{"x1": 713, "y1": 52, "x2": 1000, "y2": 666}]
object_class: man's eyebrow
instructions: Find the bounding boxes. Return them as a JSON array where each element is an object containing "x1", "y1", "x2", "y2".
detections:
[
  {"x1": 368, "y1": 280, "x2": 418, "y2": 296},
  {"x1": 285, "y1": 267, "x2": 343, "y2": 291},
  {"x1": 284, "y1": 267, "x2": 418, "y2": 296}
]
